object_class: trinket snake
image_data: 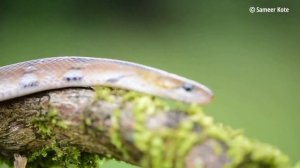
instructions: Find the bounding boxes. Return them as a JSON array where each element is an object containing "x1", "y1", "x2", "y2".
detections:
[{"x1": 0, "y1": 57, "x2": 213, "y2": 104}]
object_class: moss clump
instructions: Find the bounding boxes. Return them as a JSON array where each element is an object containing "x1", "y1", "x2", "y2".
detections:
[
  {"x1": 29, "y1": 104, "x2": 104, "y2": 167},
  {"x1": 110, "y1": 108, "x2": 130, "y2": 160},
  {"x1": 27, "y1": 141, "x2": 104, "y2": 168},
  {"x1": 31, "y1": 107, "x2": 67, "y2": 138},
  {"x1": 125, "y1": 96, "x2": 208, "y2": 168},
  {"x1": 226, "y1": 135, "x2": 290, "y2": 168}
]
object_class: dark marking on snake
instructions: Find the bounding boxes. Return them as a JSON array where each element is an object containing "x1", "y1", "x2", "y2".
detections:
[
  {"x1": 70, "y1": 66, "x2": 82, "y2": 70},
  {"x1": 22, "y1": 81, "x2": 39, "y2": 88},
  {"x1": 106, "y1": 75, "x2": 129, "y2": 83},
  {"x1": 64, "y1": 76, "x2": 83, "y2": 82}
]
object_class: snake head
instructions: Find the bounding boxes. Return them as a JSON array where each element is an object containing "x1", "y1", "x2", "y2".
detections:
[{"x1": 152, "y1": 73, "x2": 214, "y2": 104}]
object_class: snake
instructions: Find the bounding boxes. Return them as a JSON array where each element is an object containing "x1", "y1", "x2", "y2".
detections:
[{"x1": 0, "y1": 56, "x2": 213, "y2": 104}]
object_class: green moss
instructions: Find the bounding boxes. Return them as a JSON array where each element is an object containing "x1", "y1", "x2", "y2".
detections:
[
  {"x1": 94, "y1": 86, "x2": 115, "y2": 102},
  {"x1": 27, "y1": 141, "x2": 104, "y2": 168},
  {"x1": 81, "y1": 153, "x2": 106, "y2": 168},
  {"x1": 119, "y1": 89, "x2": 205, "y2": 168},
  {"x1": 225, "y1": 135, "x2": 290, "y2": 168},
  {"x1": 110, "y1": 108, "x2": 130, "y2": 160},
  {"x1": 28, "y1": 104, "x2": 106, "y2": 167},
  {"x1": 31, "y1": 107, "x2": 67, "y2": 138},
  {"x1": 95, "y1": 87, "x2": 131, "y2": 160}
]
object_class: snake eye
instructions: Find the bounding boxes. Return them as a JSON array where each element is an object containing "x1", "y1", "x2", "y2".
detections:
[{"x1": 182, "y1": 83, "x2": 194, "y2": 92}]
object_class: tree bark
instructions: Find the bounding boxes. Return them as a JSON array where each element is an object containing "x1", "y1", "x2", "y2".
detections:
[{"x1": 0, "y1": 87, "x2": 292, "y2": 168}]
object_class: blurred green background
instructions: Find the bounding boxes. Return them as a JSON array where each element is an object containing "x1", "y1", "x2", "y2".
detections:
[{"x1": 0, "y1": 0, "x2": 299, "y2": 167}]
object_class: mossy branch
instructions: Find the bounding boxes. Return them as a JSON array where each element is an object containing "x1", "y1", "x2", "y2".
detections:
[{"x1": 0, "y1": 87, "x2": 296, "y2": 168}]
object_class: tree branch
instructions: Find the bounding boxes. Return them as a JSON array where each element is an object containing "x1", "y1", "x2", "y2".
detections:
[{"x1": 0, "y1": 87, "x2": 293, "y2": 168}]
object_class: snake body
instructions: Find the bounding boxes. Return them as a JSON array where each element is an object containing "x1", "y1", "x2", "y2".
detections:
[{"x1": 0, "y1": 56, "x2": 213, "y2": 104}]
